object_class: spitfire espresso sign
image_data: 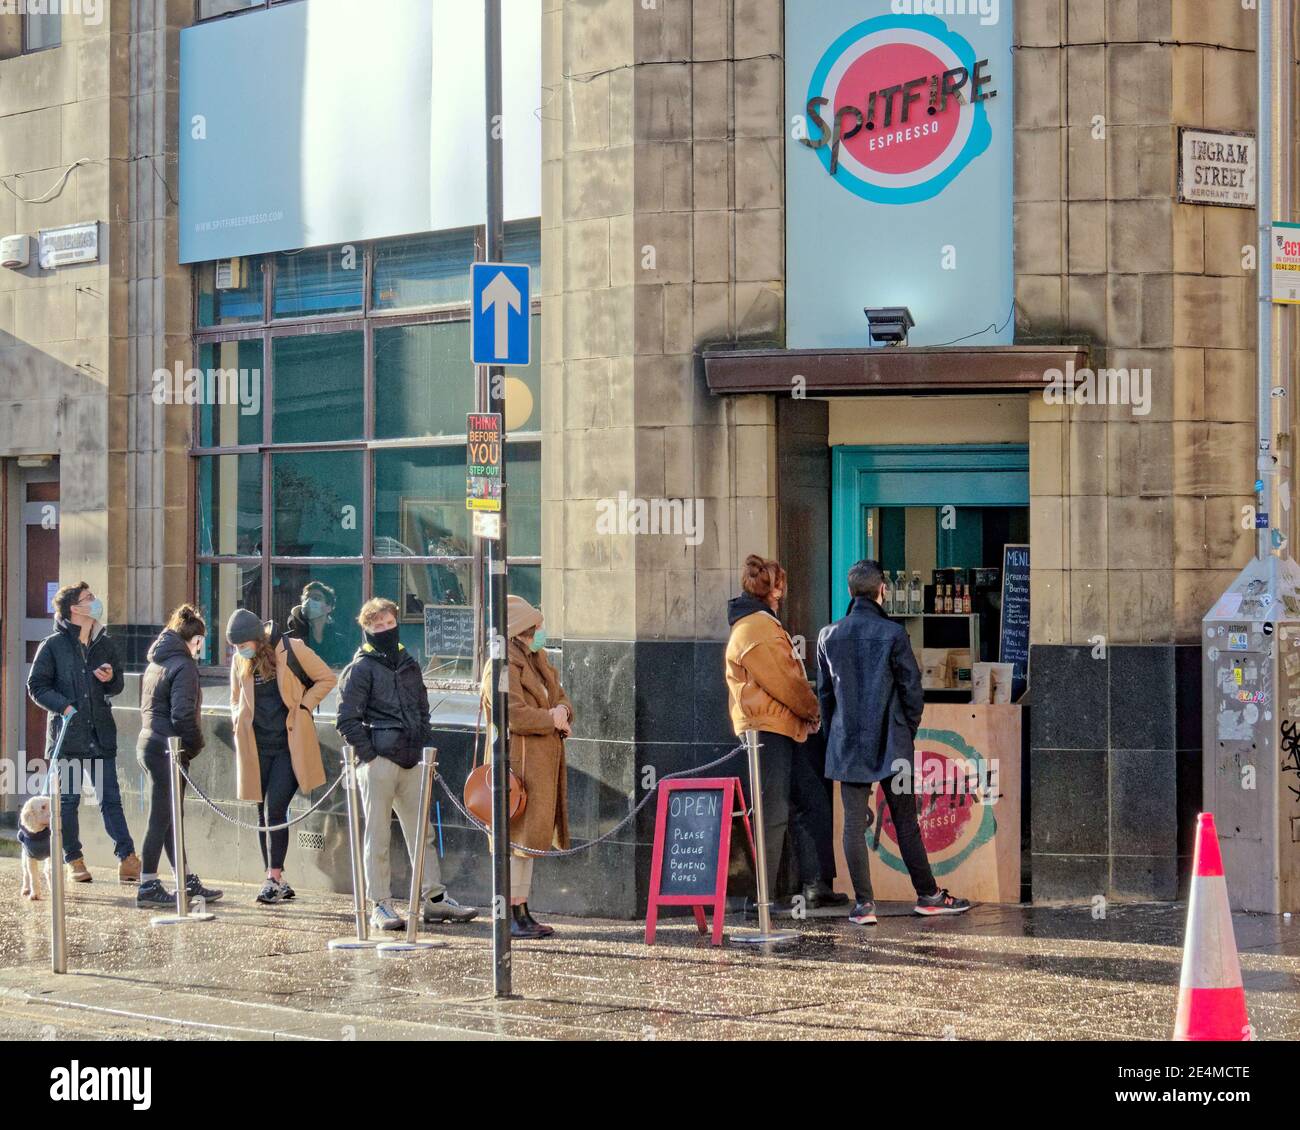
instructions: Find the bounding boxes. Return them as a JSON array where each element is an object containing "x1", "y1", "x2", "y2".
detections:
[{"x1": 785, "y1": 2, "x2": 1013, "y2": 349}]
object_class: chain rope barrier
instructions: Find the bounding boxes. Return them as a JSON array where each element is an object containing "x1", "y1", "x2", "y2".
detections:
[
  {"x1": 430, "y1": 743, "x2": 747, "y2": 858},
  {"x1": 173, "y1": 742, "x2": 744, "y2": 853},
  {"x1": 176, "y1": 762, "x2": 345, "y2": 833}
]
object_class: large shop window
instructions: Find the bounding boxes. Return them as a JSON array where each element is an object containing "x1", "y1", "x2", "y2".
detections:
[{"x1": 192, "y1": 224, "x2": 543, "y2": 679}]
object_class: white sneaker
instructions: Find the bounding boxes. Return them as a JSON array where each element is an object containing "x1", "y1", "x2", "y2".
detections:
[{"x1": 371, "y1": 900, "x2": 406, "y2": 931}]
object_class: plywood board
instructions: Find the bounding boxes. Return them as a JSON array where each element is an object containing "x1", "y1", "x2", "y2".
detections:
[{"x1": 831, "y1": 704, "x2": 1022, "y2": 905}]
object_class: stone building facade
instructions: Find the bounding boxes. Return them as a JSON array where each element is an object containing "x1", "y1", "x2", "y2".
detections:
[{"x1": 0, "y1": 0, "x2": 1291, "y2": 912}]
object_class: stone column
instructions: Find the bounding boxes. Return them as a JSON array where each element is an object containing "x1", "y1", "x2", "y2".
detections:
[{"x1": 543, "y1": 0, "x2": 785, "y2": 914}]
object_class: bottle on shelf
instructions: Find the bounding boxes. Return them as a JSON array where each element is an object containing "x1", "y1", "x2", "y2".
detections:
[
  {"x1": 882, "y1": 571, "x2": 894, "y2": 615},
  {"x1": 910, "y1": 570, "x2": 924, "y2": 616},
  {"x1": 963, "y1": 582, "x2": 972, "y2": 614}
]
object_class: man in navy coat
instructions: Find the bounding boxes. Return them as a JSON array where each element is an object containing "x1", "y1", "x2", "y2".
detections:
[{"x1": 816, "y1": 559, "x2": 971, "y2": 925}]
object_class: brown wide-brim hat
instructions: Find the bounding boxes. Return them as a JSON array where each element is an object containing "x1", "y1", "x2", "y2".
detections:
[{"x1": 506, "y1": 595, "x2": 544, "y2": 640}]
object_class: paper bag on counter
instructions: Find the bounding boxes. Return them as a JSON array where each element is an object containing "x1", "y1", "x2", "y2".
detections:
[
  {"x1": 990, "y1": 663, "x2": 1015, "y2": 703},
  {"x1": 921, "y1": 649, "x2": 951, "y2": 690},
  {"x1": 970, "y1": 663, "x2": 994, "y2": 705}
]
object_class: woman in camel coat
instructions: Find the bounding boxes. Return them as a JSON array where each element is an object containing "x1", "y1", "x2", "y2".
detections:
[
  {"x1": 479, "y1": 594, "x2": 572, "y2": 939},
  {"x1": 226, "y1": 609, "x2": 337, "y2": 904}
]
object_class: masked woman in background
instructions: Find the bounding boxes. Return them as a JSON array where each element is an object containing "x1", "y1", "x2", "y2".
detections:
[
  {"x1": 479, "y1": 596, "x2": 572, "y2": 940},
  {"x1": 286, "y1": 581, "x2": 348, "y2": 668}
]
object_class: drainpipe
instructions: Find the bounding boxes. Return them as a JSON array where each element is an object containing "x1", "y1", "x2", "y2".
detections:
[{"x1": 1258, "y1": 0, "x2": 1294, "y2": 558}]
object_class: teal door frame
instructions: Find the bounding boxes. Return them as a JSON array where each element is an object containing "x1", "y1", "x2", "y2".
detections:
[{"x1": 831, "y1": 444, "x2": 1030, "y2": 607}]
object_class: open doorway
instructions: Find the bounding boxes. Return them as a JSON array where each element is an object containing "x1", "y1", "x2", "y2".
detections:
[
  {"x1": 831, "y1": 444, "x2": 1028, "y2": 700},
  {"x1": 3, "y1": 458, "x2": 59, "y2": 808}
]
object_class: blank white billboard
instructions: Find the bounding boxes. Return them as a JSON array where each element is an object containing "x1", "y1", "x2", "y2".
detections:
[{"x1": 179, "y1": 0, "x2": 541, "y2": 263}]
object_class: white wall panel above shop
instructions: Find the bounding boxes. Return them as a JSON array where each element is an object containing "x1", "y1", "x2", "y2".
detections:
[
  {"x1": 178, "y1": 0, "x2": 541, "y2": 263},
  {"x1": 785, "y1": 1, "x2": 1014, "y2": 349}
]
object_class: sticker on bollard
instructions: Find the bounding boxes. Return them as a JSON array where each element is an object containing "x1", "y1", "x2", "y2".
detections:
[{"x1": 645, "y1": 778, "x2": 754, "y2": 947}]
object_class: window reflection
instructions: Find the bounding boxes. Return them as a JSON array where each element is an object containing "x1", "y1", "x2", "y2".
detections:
[{"x1": 272, "y1": 451, "x2": 363, "y2": 557}]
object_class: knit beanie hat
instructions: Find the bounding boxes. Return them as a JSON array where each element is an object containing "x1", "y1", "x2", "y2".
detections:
[{"x1": 225, "y1": 608, "x2": 265, "y2": 646}]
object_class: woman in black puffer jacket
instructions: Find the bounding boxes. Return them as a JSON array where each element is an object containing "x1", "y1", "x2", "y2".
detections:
[{"x1": 135, "y1": 605, "x2": 222, "y2": 909}]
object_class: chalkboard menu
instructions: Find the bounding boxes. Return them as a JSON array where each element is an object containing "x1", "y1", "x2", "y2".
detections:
[
  {"x1": 645, "y1": 777, "x2": 753, "y2": 946},
  {"x1": 423, "y1": 604, "x2": 474, "y2": 660},
  {"x1": 999, "y1": 543, "x2": 1030, "y2": 699},
  {"x1": 659, "y1": 788, "x2": 726, "y2": 896}
]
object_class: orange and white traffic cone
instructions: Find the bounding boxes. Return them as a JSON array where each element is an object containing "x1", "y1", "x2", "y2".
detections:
[{"x1": 1173, "y1": 813, "x2": 1250, "y2": 1041}]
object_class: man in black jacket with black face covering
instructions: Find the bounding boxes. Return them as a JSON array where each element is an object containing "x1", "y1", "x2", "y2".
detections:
[{"x1": 335, "y1": 598, "x2": 478, "y2": 932}]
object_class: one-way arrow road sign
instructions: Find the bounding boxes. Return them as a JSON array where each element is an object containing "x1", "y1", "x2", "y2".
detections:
[{"x1": 471, "y1": 262, "x2": 531, "y2": 367}]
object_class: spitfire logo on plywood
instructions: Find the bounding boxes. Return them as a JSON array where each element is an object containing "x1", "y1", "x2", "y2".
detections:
[{"x1": 800, "y1": 14, "x2": 996, "y2": 205}]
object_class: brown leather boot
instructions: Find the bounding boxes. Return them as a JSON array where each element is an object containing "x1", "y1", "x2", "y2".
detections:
[
  {"x1": 68, "y1": 858, "x2": 92, "y2": 883},
  {"x1": 118, "y1": 853, "x2": 141, "y2": 884}
]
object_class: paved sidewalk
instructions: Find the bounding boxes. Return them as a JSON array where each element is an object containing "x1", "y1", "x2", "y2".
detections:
[{"x1": 2, "y1": 859, "x2": 1299, "y2": 1041}]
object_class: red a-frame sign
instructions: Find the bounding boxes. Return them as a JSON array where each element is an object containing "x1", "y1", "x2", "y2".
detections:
[{"x1": 645, "y1": 777, "x2": 755, "y2": 947}]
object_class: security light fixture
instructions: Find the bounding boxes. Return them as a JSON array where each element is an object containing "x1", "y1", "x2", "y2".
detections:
[{"x1": 864, "y1": 306, "x2": 915, "y2": 346}]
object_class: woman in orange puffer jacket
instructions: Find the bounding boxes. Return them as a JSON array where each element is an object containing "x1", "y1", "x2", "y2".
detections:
[{"x1": 725, "y1": 555, "x2": 845, "y2": 909}]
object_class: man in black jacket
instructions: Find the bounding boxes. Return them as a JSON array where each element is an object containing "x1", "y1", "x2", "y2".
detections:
[
  {"x1": 27, "y1": 581, "x2": 140, "y2": 884},
  {"x1": 817, "y1": 560, "x2": 969, "y2": 925},
  {"x1": 335, "y1": 598, "x2": 477, "y2": 931}
]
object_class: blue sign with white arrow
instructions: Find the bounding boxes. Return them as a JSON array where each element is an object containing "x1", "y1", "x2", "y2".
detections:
[{"x1": 471, "y1": 262, "x2": 530, "y2": 367}]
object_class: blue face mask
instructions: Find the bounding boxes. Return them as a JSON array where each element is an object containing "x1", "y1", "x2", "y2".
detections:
[
  {"x1": 529, "y1": 628, "x2": 547, "y2": 653},
  {"x1": 85, "y1": 598, "x2": 104, "y2": 621},
  {"x1": 236, "y1": 645, "x2": 256, "y2": 661},
  {"x1": 303, "y1": 598, "x2": 326, "y2": 620}
]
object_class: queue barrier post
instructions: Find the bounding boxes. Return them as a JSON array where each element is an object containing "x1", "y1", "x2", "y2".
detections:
[
  {"x1": 150, "y1": 737, "x2": 215, "y2": 927},
  {"x1": 47, "y1": 715, "x2": 70, "y2": 974},
  {"x1": 328, "y1": 744, "x2": 380, "y2": 950},
  {"x1": 377, "y1": 747, "x2": 446, "y2": 955},
  {"x1": 730, "y1": 729, "x2": 799, "y2": 949}
]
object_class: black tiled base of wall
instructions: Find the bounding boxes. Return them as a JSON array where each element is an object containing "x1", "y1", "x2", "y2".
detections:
[
  {"x1": 1028, "y1": 643, "x2": 1202, "y2": 903},
  {"x1": 112, "y1": 624, "x2": 165, "y2": 671}
]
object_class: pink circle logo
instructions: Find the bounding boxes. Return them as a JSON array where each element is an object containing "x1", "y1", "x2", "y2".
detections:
[{"x1": 803, "y1": 14, "x2": 995, "y2": 204}]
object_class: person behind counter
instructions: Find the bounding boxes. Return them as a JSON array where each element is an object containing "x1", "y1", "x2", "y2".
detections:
[
  {"x1": 285, "y1": 581, "x2": 349, "y2": 669},
  {"x1": 725, "y1": 554, "x2": 847, "y2": 911},
  {"x1": 816, "y1": 559, "x2": 971, "y2": 925}
]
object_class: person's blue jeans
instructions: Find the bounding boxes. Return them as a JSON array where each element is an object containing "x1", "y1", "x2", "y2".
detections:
[{"x1": 56, "y1": 753, "x2": 135, "y2": 864}]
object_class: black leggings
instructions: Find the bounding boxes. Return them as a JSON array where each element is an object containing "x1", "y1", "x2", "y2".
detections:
[
  {"x1": 841, "y1": 776, "x2": 938, "y2": 903},
  {"x1": 256, "y1": 747, "x2": 299, "y2": 872},
  {"x1": 138, "y1": 748, "x2": 186, "y2": 877}
]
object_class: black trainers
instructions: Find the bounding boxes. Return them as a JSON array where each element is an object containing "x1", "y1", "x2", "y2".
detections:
[
  {"x1": 914, "y1": 888, "x2": 971, "y2": 916},
  {"x1": 185, "y1": 874, "x2": 223, "y2": 903},
  {"x1": 848, "y1": 900, "x2": 877, "y2": 926},
  {"x1": 803, "y1": 881, "x2": 850, "y2": 909},
  {"x1": 255, "y1": 879, "x2": 283, "y2": 905},
  {"x1": 135, "y1": 879, "x2": 173, "y2": 908}
]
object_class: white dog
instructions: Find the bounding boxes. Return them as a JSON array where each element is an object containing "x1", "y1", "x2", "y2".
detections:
[{"x1": 18, "y1": 796, "x2": 53, "y2": 901}]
